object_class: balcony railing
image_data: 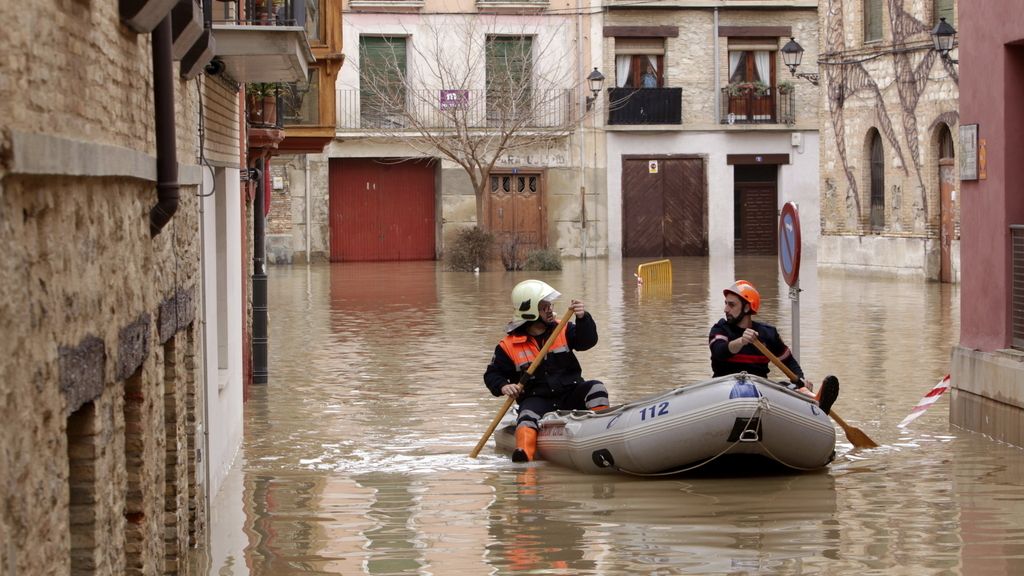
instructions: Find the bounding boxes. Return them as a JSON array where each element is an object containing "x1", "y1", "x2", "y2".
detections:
[
  {"x1": 231, "y1": 0, "x2": 306, "y2": 27},
  {"x1": 720, "y1": 87, "x2": 795, "y2": 125},
  {"x1": 336, "y1": 89, "x2": 574, "y2": 131},
  {"x1": 606, "y1": 88, "x2": 683, "y2": 126}
]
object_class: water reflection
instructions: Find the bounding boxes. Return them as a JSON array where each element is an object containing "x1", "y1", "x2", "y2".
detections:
[{"x1": 197, "y1": 257, "x2": 1024, "y2": 575}]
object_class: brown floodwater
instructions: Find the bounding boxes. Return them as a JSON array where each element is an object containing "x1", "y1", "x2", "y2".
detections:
[{"x1": 196, "y1": 257, "x2": 1024, "y2": 575}]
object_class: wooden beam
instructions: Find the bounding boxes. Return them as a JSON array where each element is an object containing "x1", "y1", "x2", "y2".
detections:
[
  {"x1": 727, "y1": 154, "x2": 791, "y2": 165},
  {"x1": 603, "y1": 26, "x2": 679, "y2": 38},
  {"x1": 718, "y1": 26, "x2": 791, "y2": 37}
]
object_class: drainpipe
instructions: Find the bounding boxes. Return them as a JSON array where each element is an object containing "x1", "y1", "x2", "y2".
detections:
[
  {"x1": 252, "y1": 161, "x2": 269, "y2": 385},
  {"x1": 304, "y1": 155, "x2": 311, "y2": 262},
  {"x1": 150, "y1": 16, "x2": 180, "y2": 237},
  {"x1": 713, "y1": 8, "x2": 720, "y2": 125},
  {"x1": 577, "y1": 0, "x2": 587, "y2": 260}
]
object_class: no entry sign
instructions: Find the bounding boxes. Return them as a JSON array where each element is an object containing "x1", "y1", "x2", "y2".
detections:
[{"x1": 779, "y1": 202, "x2": 801, "y2": 287}]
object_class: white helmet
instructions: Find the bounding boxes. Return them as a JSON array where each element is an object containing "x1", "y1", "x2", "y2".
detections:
[{"x1": 507, "y1": 279, "x2": 561, "y2": 331}]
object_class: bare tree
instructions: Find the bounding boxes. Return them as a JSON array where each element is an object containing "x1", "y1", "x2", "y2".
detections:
[{"x1": 351, "y1": 15, "x2": 587, "y2": 226}]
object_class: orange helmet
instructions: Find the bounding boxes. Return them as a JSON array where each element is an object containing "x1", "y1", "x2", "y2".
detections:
[{"x1": 724, "y1": 280, "x2": 760, "y2": 314}]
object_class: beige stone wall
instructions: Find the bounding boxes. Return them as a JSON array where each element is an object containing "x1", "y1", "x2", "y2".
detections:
[
  {"x1": 0, "y1": 1, "x2": 205, "y2": 574},
  {"x1": 818, "y1": 0, "x2": 959, "y2": 265},
  {"x1": 602, "y1": 7, "x2": 819, "y2": 129}
]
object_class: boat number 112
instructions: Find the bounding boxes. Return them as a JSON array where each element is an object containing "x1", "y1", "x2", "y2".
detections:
[{"x1": 640, "y1": 402, "x2": 669, "y2": 421}]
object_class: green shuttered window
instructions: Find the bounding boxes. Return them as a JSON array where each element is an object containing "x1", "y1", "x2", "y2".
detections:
[
  {"x1": 359, "y1": 36, "x2": 407, "y2": 128},
  {"x1": 934, "y1": 0, "x2": 954, "y2": 26},
  {"x1": 864, "y1": 0, "x2": 883, "y2": 42}
]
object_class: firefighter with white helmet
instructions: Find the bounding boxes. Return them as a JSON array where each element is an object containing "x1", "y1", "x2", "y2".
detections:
[
  {"x1": 484, "y1": 279, "x2": 610, "y2": 462},
  {"x1": 710, "y1": 280, "x2": 839, "y2": 415}
]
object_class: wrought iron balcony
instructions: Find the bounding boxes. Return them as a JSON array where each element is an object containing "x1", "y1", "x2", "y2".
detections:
[
  {"x1": 336, "y1": 89, "x2": 575, "y2": 132},
  {"x1": 719, "y1": 87, "x2": 795, "y2": 125},
  {"x1": 606, "y1": 88, "x2": 683, "y2": 126}
]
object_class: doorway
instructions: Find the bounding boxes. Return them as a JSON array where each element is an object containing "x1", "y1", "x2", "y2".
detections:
[
  {"x1": 733, "y1": 164, "x2": 778, "y2": 255},
  {"x1": 622, "y1": 156, "x2": 706, "y2": 257},
  {"x1": 938, "y1": 125, "x2": 956, "y2": 283}
]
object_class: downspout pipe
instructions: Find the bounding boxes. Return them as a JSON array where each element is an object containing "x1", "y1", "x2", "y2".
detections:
[
  {"x1": 150, "y1": 15, "x2": 180, "y2": 237},
  {"x1": 252, "y1": 161, "x2": 269, "y2": 385}
]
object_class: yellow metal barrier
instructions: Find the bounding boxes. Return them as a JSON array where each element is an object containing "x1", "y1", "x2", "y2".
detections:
[{"x1": 636, "y1": 259, "x2": 672, "y2": 288}]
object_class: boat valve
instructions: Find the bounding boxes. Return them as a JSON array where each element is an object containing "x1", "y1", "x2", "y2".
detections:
[{"x1": 592, "y1": 449, "x2": 615, "y2": 468}]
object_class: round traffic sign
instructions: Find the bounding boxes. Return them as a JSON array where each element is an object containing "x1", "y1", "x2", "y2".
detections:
[{"x1": 779, "y1": 202, "x2": 802, "y2": 287}]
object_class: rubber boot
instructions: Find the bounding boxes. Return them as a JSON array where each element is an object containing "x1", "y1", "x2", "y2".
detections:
[
  {"x1": 592, "y1": 405, "x2": 610, "y2": 412},
  {"x1": 512, "y1": 426, "x2": 538, "y2": 463},
  {"x1": 816, "y1": 375, "x2": 840, "y2": 415}
]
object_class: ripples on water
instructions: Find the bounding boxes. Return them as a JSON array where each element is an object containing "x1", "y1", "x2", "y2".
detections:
[{"x1": 199, "y1": 258, "x2": 1024, "y2": 576}]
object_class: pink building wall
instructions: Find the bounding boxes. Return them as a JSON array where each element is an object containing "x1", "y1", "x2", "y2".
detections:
[{"x1": 959, "y1": 3, "x2": 1024, "y2": 351}]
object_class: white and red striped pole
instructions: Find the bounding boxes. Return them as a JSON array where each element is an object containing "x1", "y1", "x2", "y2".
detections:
[{"x1": 897, "y1": 374, "x2": 951, "y2": 428}]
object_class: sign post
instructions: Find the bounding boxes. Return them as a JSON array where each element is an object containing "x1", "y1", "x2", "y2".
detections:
[{"x1": 779, "y1": 202, "x2": 802, "y2": 361}]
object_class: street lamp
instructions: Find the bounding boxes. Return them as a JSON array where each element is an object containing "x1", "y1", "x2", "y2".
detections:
[
  {"x1": 780, "y1": 37, "x2": 820, "y2": 86},
  {"x1": 585, "y1": 67, "x2": 605, "y2": 110},
  {"x1": 932, "y1": 17, "x2": 958, "y2": 65}
]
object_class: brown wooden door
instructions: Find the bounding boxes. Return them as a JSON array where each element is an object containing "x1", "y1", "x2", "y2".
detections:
[
  {"x1": 664, "y1": 158, "x2": 706, "y2": 255},
  {"x1": 623, "y1": 157, "x2": 706, "y2": 257},
  {"x1": 328, "y1": 158, "x2": 436, "y2": 261},
  {"x1": 735, "y1": 184, "x2": 778, "y2": 255},
  {"x1": 940, "y1": 158, "x2": 956, "y2": 283},
  {"x1": 489, "y1": 172, "x2": 544, "y2": 260}
]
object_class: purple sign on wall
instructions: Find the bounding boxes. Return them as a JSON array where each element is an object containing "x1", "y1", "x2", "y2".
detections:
[{"x1": 440, "y1": 89, "x2": 469, "y2": 110}]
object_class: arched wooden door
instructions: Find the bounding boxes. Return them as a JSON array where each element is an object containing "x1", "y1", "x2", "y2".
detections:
[{"x1": 938, "y1": 126, "x2": 956, "y2": 283}]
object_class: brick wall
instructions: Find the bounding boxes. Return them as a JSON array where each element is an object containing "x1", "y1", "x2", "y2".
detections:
[
  {"x1": 0, "y1": 1, "x2": 206, "y2": 574},
  {"x1": 818, "y1": 0, "x2": 959, "y2": 237}
]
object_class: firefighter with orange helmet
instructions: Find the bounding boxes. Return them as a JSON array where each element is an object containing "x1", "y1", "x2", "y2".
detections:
[
  {"x1": 709, "y1": 280, "x2": 839, "y2": 414},
  {"x1": 484, "y1": 280, "x2": 610, "y2": 462}
]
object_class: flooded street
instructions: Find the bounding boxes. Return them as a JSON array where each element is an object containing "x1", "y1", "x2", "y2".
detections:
[{"x1": 199, "y1": 257, "x2": 1024, "y2": 575}]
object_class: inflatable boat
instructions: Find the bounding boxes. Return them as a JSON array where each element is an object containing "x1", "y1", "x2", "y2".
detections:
[{"x1": 494, "y1": 373, "x2": 836, "y2": 474}]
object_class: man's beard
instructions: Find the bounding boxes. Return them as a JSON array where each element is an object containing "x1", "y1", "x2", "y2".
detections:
[{"x1": 726, "y1": 312, "x2": 742, "y2": 326}]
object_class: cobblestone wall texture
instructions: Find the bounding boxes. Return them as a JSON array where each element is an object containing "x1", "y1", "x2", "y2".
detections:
[{"x1": 0, "y1": 1, "x2": 204, "y2": 574}]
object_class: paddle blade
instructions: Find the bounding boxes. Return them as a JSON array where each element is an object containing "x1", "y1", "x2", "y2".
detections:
[{"x1": 831, "y1": 412, "x2": 879, "y2": 449}]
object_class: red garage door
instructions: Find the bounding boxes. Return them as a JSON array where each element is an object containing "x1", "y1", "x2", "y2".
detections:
[{"x1": 328, "y1": 158, "x2": 436, "y2": 261}]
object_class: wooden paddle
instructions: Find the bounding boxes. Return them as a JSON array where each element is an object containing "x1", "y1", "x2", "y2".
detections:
[
  {"x1": 469, "y1": 307, "x2": 577, "y2": 458},
  {"x1": 750, "y1": 337, "x2": 879, "y2": 449}
]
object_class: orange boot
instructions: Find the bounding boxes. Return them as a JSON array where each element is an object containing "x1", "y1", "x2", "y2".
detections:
[{"x1": 512, "y1": 426, "x2": 538, "y2": 463}]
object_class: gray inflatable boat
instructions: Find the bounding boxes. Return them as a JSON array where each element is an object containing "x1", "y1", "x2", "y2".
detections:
[{"x1": 495, "y1": 373, "x2": 836, "y2": 474}]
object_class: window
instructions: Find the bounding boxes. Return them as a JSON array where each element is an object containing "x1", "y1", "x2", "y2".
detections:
[
  {"x1": 304, "y1": 0, "x2": 322, "y2": 43},
  {"x1": 486, "y1": 36, "x2": 533, "y2": 126},
  {"x1": 864, "y1": 0, "x2": 883, "y2": 42},
  {"x1": 359, "y1": 36, "x2": 407, "y2": 128},
  {"x1": 614, "y1": 38, "x2": 665, "y2": 88},
  {"x1": 934, "y1": 0, "x2": 954, "y2": 26},
  {"x1": 869, "y1": 131, "x2": 885, "y2": 230},
  {"x1": 281, "y1": 68, "x2": 320, "y2": 126},
  {"x1": 726, "y1": 42, "x2": 776, "y2": 122}
]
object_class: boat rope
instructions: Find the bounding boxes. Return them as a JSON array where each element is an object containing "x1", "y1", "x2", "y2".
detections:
[{"x1": 613, "y1": 398, "x2": 771, "y2": 477}]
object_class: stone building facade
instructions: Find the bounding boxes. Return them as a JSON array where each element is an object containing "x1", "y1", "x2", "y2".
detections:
[
  {"x1": 601, "y1": 1, "x2": 822, "y2": 261},
  {"x1": 0, "y1": 0, "x2": 256, "y2": 573},
  {"x1": 816, "y1": 0, "x2": 960, "y2": 281},
  {"x1": 265, "y1": 0, "x2": 604, "y2": 263}
]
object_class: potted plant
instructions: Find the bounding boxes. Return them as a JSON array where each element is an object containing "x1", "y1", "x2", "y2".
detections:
[
  {"x1": 246, "y1": 82, "x2": 280, "y2": 125},
  {"x1": 777, "y1": 80, "x2": 795, "y2": 95},
  {"x1": 726, "y1": 80, "x2": 770, "y2": 97}
]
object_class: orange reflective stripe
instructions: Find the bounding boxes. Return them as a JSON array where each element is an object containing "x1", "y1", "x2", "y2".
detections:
[{"x1": 499, "y1": 330, "x2": 569, "y2": 370}]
